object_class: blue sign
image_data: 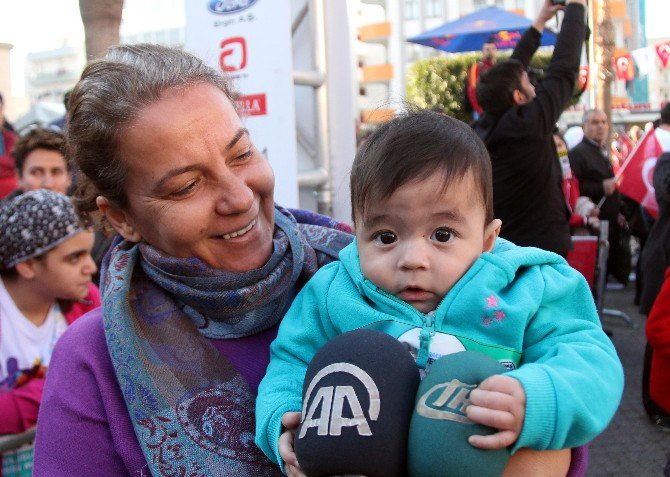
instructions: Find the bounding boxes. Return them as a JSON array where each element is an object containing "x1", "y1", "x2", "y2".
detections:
[{"x1": 208, "y1": 0, "x2": 258, "y2": 15}]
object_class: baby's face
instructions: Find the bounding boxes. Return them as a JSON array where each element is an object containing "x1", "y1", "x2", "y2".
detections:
[{"x1": 355, "y1": 171, "x2": 500, "y2": 314}]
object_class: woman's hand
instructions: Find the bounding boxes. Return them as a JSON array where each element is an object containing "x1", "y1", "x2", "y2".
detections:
[
  {"x1": 465, "y1": 375, "x2": 526, "y2": 449},
  {"x1": 279, "y1": 412, "x2": 308, "y2": 477}
]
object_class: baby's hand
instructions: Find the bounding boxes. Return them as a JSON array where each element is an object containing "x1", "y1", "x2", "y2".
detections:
[
  {"x1": 465, "y1": 374, "x2": 526, "y2": 450},
  {"x1": 279, "y1": 412, "x2": 308, "y2": 477}
]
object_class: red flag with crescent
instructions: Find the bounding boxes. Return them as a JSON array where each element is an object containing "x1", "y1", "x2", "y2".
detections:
[
  {"x1": 656, "y1": 42, "x2": 670, "y2": 69},
  {"x1": 617, "y1": 128, "x2": 663, "y2": 218},
  {"x1": 578, "y1": 65, "x2": 589, "y2": 90},
  {"x1": 614, "y1": 54, "x2": 635, "y2": 81},
  {"x1": 619, "y1": 133, "x2": 633, "y2": 161}
]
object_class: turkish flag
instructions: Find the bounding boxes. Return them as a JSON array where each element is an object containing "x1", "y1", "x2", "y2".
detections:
[
  {"x1": 617, "y1": 128, "x2": 663, "y2": 218},
  {"x1": 612, "y1": 134, "x2": 634, "y2": 174},
  {"x1": 614, "y1": 54, "x2": 635, "y2": 81},
  {"x1": 619, "y1": 133, "x2": 634, "y2": 160},
  {"x1": 656, "y1": 42, "x2": 670, "y2": 69},
  {"x1": 578, "y1": 65, "x2": 589, "y2": 90}
]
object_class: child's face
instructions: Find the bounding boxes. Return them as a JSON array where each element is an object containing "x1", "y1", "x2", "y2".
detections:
[
  {"x1": 355, "y1": 172, "x2": 500, "y2": 314},
  {"x1": 30, "y1": 230, "x2": 97, "y2": 301}
]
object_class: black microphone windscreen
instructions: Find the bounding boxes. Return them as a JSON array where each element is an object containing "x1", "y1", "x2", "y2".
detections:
[{"x1": 295, "y1": 328, "x2": 420, "y2": 477}]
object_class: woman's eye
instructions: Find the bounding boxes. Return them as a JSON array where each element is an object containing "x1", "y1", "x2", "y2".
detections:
[
  {"x1": 431, "y1": 228, "x2": 453, "y2": 243},
  {"x1": 171, "y1": 180, "x2": 198, "y2": 197},
  {"x1": 235, "y1": 149, "x2": 253, "y2": 161},
  {"x1": 374, "y1": 231, "x2": 397, "y2": 245}
]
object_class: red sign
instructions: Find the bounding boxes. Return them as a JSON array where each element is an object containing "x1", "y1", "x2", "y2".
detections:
[
  {"x1": 614, "y1": 54, "x2": 634, "y2": 81},
  {"x1": 656, "y1": 42, "x2": 670, "y2": 69},
  {"x1": 219, "y1": 36, "x2": 247, "y2": 72},
  {"x1": 237, "y1": 93, "x2": 267, "y2": 116},
  {"x1": 617, "y1": 128, "x2": 663, "y2": 218}
]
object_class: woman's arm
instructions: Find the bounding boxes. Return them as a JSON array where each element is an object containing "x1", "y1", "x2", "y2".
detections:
[{"x1": 33, "y1": 311, "x2": 142, "y2": 477}]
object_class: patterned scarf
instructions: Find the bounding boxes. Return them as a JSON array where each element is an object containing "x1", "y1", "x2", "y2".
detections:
[{"x1": 100, "y1": 206, "x2": 352, "y2": 476}]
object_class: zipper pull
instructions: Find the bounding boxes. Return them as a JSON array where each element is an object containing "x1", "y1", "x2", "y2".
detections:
[{"x1": 416, "y1": 312, "x2": 435, "y2": 369}]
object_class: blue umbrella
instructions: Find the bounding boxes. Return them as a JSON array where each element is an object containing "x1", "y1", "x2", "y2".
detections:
[{"x1": 407, "y1": 6, "x2": 557, "y2": 53}]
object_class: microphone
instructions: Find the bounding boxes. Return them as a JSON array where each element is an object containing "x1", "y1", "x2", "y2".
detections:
[
  {"x1": 408, "y1": 350, "x2": 510, "y2": 477},
  {"x1": 294, "y1": 328, "x2": 420, "y2": 477}
]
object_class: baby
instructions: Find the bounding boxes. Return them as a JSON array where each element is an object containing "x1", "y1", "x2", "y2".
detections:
[{"x1": 256, "y1": 110, "x2": 623, "y2": 475}]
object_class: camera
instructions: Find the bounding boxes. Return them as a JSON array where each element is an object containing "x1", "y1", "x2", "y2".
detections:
[{"x1": 551, "y1": 0, "x2": 566, "y2": 5}]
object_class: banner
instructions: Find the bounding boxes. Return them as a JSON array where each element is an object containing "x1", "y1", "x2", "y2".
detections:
[
  {"x1": 655, "y1": 41, "x2": 670, "y2": 69},
  {"x1": 614, "y1": 53, "x2": 635, "y2": 81},
  {"x1": 184, "y1": 0, "x2": 299, "y2": 207},
  {"x1": 617, "y1": 128, "x2": 663, "y2": 218},
  {"x1": 631, "y1": 47, "x2": 653, "y2": 76}
]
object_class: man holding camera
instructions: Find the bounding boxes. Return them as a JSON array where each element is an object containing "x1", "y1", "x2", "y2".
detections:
[{"x1": 473, "y1": 0, "x2": 586, "y2": 257}]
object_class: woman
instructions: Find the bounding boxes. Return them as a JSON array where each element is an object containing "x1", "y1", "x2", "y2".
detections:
[{"x1": 32, "y1": 44, "x2": 352, "y2": 476}]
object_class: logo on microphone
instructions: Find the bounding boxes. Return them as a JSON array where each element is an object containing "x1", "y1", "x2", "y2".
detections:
[
  {"x1": 299, "y1": 362, "x2": 380, "y2": 438},
  {"x1": 416, "y1": 379, "x2": 476, "y2": 424}
]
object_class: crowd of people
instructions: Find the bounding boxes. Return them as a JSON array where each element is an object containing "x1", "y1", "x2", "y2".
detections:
[{"x1": 0, "y1": 0, "x2": 664, "y2": 475}]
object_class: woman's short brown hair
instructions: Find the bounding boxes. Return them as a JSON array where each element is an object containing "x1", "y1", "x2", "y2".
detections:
[
  {"x1": 350, "y1": 109, "x2": 494, "y2": 225},
  {"x1": 68, "y1": 44, "x2": 236, "y2": 229}
]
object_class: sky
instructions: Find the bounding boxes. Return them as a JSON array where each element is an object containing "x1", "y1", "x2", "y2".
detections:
[{"x1": 0, "y1": 0, "x2": 668, "y2": 94}]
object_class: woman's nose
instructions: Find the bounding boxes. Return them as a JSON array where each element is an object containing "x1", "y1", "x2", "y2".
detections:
[
  {"x1": 214, "y1": 172, "x2": 254, "y2": 215},
  {"x1": 398, "y1": 240, "x2": 430, "y2": 270}
]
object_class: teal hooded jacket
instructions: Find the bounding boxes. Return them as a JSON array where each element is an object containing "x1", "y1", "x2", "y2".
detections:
[{"x1": 255, "y1": 238, "x2": 624, "y2": 467}]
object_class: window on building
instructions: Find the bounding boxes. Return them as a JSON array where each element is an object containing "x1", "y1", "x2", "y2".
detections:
[
  {"x1": 405, "y1": 0, "x2": 420, "y2": 20},
  {"x1": 425, "y1": 0, "x2": 443, "y2": 18},
  {"x1": 473, "y1": 0, "x2": 489, "y2": 9}
]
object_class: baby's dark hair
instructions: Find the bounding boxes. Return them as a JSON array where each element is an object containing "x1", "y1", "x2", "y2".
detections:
[{"x1": 350, "y1": 110, "x2": 493, "y2": 224}]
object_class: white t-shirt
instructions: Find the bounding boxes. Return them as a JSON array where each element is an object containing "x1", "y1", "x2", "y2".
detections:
[
  {"x1": 655, "y1": 127, "x2": 670, "y2": 152},
  {"x1": 0, "y1": 277, "x2": 68, "y2": 386}
]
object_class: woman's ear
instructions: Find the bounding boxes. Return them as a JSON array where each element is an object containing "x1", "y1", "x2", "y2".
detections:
[
  {"x1": 96, "y1": 196, "x2": 143, "y2": 242},
  {"x1": 512, "y1": 89, "x2": 525, "y2": 106},
  {"x1": 483, "y1": 219, "x2": 502, "y2": 252}
]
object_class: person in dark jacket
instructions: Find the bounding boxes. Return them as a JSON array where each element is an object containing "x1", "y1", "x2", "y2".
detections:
[
  {"x1": 569, "y1": 109, "x2": 631, "y2": 284},
  {"x1": 473, "y1": 0, "x2": 586, "y2": 257}
]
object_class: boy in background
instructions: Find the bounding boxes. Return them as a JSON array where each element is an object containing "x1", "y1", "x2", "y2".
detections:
[{"x1": 0, "y1": 190, "x2": 99, "y2": 435}]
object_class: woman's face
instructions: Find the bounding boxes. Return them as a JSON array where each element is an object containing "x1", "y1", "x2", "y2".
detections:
[{"x1": 114, "y1": 83, "x2": 275, "y2": 272}]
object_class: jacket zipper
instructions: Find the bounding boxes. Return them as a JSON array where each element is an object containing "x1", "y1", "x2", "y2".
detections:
[{"x1": 365, "y1": 282, "x2": 437, "y2": 369}]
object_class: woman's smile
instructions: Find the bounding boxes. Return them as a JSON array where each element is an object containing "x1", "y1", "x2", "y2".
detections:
[{"x1": 215, "y1": 218, "x2": 257, "y2": 240}]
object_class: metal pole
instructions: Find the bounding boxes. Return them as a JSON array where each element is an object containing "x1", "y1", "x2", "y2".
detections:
[{"x1": 310, "y1": 0, "x2": 332, "y2": 216}]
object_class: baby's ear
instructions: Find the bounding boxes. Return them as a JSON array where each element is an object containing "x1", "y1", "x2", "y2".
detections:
[{"x1": 483, "y1": 219, "x2": 502, "y2": 252}]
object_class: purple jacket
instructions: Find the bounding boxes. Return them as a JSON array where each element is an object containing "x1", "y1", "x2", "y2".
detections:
[{"x1": 33, "y1": 307, "x2": 279, "y2": 476}]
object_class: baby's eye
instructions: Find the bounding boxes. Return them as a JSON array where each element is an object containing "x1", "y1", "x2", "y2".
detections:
[
  {"x1": 431, "y1": 228, "x2": 453, "y2": 243},
  {"x1": 373, "y1": 231, "x2": 397, "y2": 245}
]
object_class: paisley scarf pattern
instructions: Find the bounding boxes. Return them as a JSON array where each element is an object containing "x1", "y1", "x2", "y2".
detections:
[{"x1": 101, "y1": 206, "x2": 352, "y2": 476}]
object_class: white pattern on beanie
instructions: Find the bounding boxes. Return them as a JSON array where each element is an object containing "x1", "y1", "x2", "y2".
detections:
[{"x1": 0, "y1": 190, "x2": 83, "y2": 269}]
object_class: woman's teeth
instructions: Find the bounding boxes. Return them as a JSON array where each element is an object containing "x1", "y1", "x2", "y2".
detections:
[{"x1": 222, "y1": 219, "x2": 256, "y2": 240}]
